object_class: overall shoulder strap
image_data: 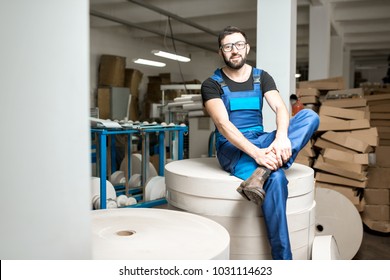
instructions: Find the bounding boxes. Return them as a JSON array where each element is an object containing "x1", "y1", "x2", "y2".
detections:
[
  {"x1": 253, "y1": 68, "x2": 262, "y2": 84},
  {"x1": 211, "y1": 68, "x2": 227, "y2": 87}
]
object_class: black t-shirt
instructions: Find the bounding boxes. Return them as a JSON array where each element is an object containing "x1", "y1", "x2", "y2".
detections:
[{"x1": 201, "y1": 68, "x2": 278, "y2": 104}]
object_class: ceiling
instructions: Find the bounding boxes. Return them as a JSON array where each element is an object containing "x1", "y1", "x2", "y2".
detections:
[{"x1": 90, "y1": 0, "x2": 390, "y2": 70}]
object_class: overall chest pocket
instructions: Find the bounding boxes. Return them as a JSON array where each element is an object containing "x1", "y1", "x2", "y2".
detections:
[{"x1": 230, "y1": 97, "x2": 260, "y2": 111}]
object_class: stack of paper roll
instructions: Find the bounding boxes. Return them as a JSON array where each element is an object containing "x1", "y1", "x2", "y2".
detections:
[
  {"x1": 167, "y1": 94, "x2": 205, "y2": 117},
  {"x1": 91, "y1": 208, "x2": 230, "y2": 259},
  {"x1": 165, "y1": 157, "x2": 316, "y2": 260}
]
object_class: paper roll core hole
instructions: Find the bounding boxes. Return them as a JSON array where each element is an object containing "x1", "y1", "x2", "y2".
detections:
[
  {"x1": 116, "y1": 230, "x2": 136, "y2": 236},
  {"x1": 316, "y1": 224, "x2": 324, "y2": 232}
]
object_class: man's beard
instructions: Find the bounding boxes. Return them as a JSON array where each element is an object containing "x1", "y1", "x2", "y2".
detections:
[{"x1": 223, "y1": 54, "x2": 246, "y2": 69}]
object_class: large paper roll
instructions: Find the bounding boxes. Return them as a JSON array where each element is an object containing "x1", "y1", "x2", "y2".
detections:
[
  {"x1": 165, "y1": 158, "x2": 314, "y2": 217},
  {"x1": 314, "y1": 188, "x2": 363, "y2": 260},
  {"x1": 91, "y1": 208, "x2": 230, "y2": 260}
]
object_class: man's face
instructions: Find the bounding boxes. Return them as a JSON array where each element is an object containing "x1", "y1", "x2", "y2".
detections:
[{"x1": 220, "y1": 33, "x2": 250, "y2": 70}]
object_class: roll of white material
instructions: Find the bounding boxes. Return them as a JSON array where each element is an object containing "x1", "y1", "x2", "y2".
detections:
[
  {"x1": 91, "y1": 208, "x2": 230, "y2": 260},
  {"x1": 110, "y1": 170, "x2": 125, "y2": 185},
  {"x1": 311, "y1": 235, "x2": 341, "y2": 260},
  {"x1": 314, "y1": 188, "x2": 363, "y2": 260},
  {"x1": 144, "y1": 176, "x2": 166, "y2": 201},
  {"x1": 120, "y1": 154, "x2": 157, "y2": 181},
  {"x1": 165, "y1": 157, "x2": 316, "y2": 260},
  {"x1": 128, "y1": 174, "x2": 141, "y2": 189},
  {"x1": 91, "y1": 177, "x2": 117, "y2": 209},
  {"x1": 165, "y1": 158, "x2": 314, "y2": 217}
]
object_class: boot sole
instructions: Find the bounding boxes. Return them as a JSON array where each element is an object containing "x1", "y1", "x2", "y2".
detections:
[
  {"x1": 236, "y1": 185, "x2": 265, "y2": 205},
  {"x1": 236, "y1": 185, "x2": 250, "y2": 201},
  {"x1": 243, "y1": 187, "x2": 265, "y2": 206}
]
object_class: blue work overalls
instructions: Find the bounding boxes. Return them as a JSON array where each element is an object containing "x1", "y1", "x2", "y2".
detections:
[{"x1": 211, "y1": 68, "x2": 319, "y2": 260}]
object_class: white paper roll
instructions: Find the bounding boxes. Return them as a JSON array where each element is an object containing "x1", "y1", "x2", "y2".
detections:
[
  {"x1": 120, "y1": 154, "x2": 157, "y2": 181},
  {"x1": 91, "y1": 177, "x2": 117, "y2": 201},
  {"x1": 144, "y1": 176, "x2": 166, "y2": 201},
  {"x1": 91, "y1": 208, "x2": 230, "y2": 260},
  {"x1": 311, "y1": 235, "x2": 341, "y2": 260},
  {"x1": 314, "y1": 188, "x2": 363, "y2": 260},
  {"x1": 110, "y1": 170, "x2": 125, "y2": 185},
  {"x1": 128, "y1": 173, "x2": 141, "y2": 189}
]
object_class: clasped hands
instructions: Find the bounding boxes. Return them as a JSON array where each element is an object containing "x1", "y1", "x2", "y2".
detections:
[{"x1": 254, "y1": 138, "x2": 292, "y2": 171}]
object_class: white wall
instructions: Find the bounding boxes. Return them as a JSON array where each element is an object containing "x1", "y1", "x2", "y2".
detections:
[
  {"x1": 257, "y1": 0, "x2": 297, "y2": 131},
  {"x1": 90, "y1": 26, "x2": 223, "y2": 110},
  {"x1": 0, "y1": 1, "x2": 91, "y2": 259}
]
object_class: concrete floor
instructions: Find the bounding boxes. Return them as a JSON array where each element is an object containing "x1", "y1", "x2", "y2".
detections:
[{"x1": 353, "y1": 226, "x2": 390, "y2": 260}]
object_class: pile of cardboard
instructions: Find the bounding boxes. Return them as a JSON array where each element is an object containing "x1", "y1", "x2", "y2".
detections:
[
  {"x1": 314, "y1": 93, "x2": 378, "y2": 210},
  {"x1": 294, "y1": 77, "x2": 390, "y2": 233},
  {"x1": 363, "y1": 146, "x2": 390, "y2": 233},
  {"x1": 97, "y1": 55, "x2": 143, "y2": 121},
  {"x1": 365, "y1": 93, "x2": 390, "y2": 146},
  {"x1": 295, "y1": 139, "x2": 316, "y2": 167},
  {"x1": 296, "y1": 76, "x2": 345, "y2": 113},
  {"x1": 362, "y1": 91, "x2": 390, "y2": 233}
]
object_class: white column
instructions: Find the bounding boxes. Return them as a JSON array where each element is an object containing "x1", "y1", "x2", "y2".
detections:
[
  {"x1": 308, "y1": 4, "x2": 331, "y2": 80},
  {"x1": 257, "y1": 0, "x2": 297, "y2": 131},
  {"x1": 330, "y1": 35, "x2": 343, "y2": 78},
  {"x1": 0, "y1": 1, "x2": 91, "y2": 259}
]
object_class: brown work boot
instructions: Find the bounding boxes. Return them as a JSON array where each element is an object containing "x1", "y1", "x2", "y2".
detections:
[{"x1": 236, "y1": 167, "x2": 271, "y2": 206}]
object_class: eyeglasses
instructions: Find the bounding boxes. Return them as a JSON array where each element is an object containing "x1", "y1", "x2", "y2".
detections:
[{"x1": 220, "y1": 41, "x2": 247, "y2": 52}]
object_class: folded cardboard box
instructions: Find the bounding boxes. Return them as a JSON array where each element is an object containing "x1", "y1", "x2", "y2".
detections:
[
  {"x1": 367, "y1": 167, "x2": 390, "y2": 189},
  {"x1": 335, "y1": 131, "x2": 378, "y2": 147},
  {"x1": 364, "y1": 189, "x2": 390, "y2": 205},
  {"x1": 296, "y1": 88, "x2": 320, "y2": 97},
  {"x1": 322, "y1": 147, "x2": 369, "y2": 165},
  {"x1": 315, "y1": 172, "x2": 367, "y2": 188},
  {"x1": 295, "y1": 153, "x2": 313, "y2": 167},
  {"x1": 364, "y1": 93, "x2": 390, "y2": 102},
  {"x1": 370, "y1": 120, "x2": 390, "y2": 127},
  {"x1": 318, "y1": 115, "x2": 371, "y2": 131},
  {"x1": 321, "y1": 130, "x2": 372, "y2": 153},
  {"x1": 369, "y1": 103, "x2": 390, "y2": 113},
  {"x1": 299, "y1": 95, "x2": 319, "y2": 104},
  {"x1": 362, "y1": 205, "x2": 390, "y2": 221},
  {"x1": 314, "y1": 156, "x2": 367, "y2": 181},
  {"x1": 321, "y1": 98, "x2": 367, "y2": 108},
  {"x1": 375, "y1": 146, "x2": 390, "y2": 167},
  {"x1": 299, "y1": 140, "x2": 316, "y2": 157},
  {"x1": 314, "y1": 137, "x2": 357, "y2": 154},
  {"x1": 322, "y1": 156, "x2": 365, "y2": 174},
  {"x1": 298, "y1": 76, "x2": 345, "y2": 90},
  {"x1": 319, "y1": 105, "x2": 367, "y2": 120}
]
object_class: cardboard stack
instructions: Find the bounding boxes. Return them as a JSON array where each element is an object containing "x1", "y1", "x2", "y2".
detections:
[
  {"x1": 295, "y1": 139, "x2": 316, "y2": 167},
  {"x1": 124, "y1": 68, "x2": 143, "y2": 121},
  {"x1": 296, "y1": 88, "x2": 321, "y2": 112},
  {"x1": 297, "y1": 76, "x2": 345, "y2": 113},
  {"x1": 98, "y1": 54, "x2": 126, "y2": 87},
  {"x1": 365, "y1": 93, "x2": 390, "y2": 146},
  {"x1": 313, "y1": 96, "x2": 378, "y2": 211},
  {"x1": 363, "y1": 146, "x2": 390, "y2": 233}
]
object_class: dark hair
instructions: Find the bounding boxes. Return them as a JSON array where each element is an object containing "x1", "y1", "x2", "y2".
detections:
[{"x1": 218, "y1": 26, "x2": 248, "y2": 48}]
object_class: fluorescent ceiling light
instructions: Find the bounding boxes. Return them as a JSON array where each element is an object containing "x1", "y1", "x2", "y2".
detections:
[
  {"x1": 152, "y1": 50, "x2": 191, "y2": 62},
  {"x1": 133, "y1": 58, "x2": 166, "y2": 67}
]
